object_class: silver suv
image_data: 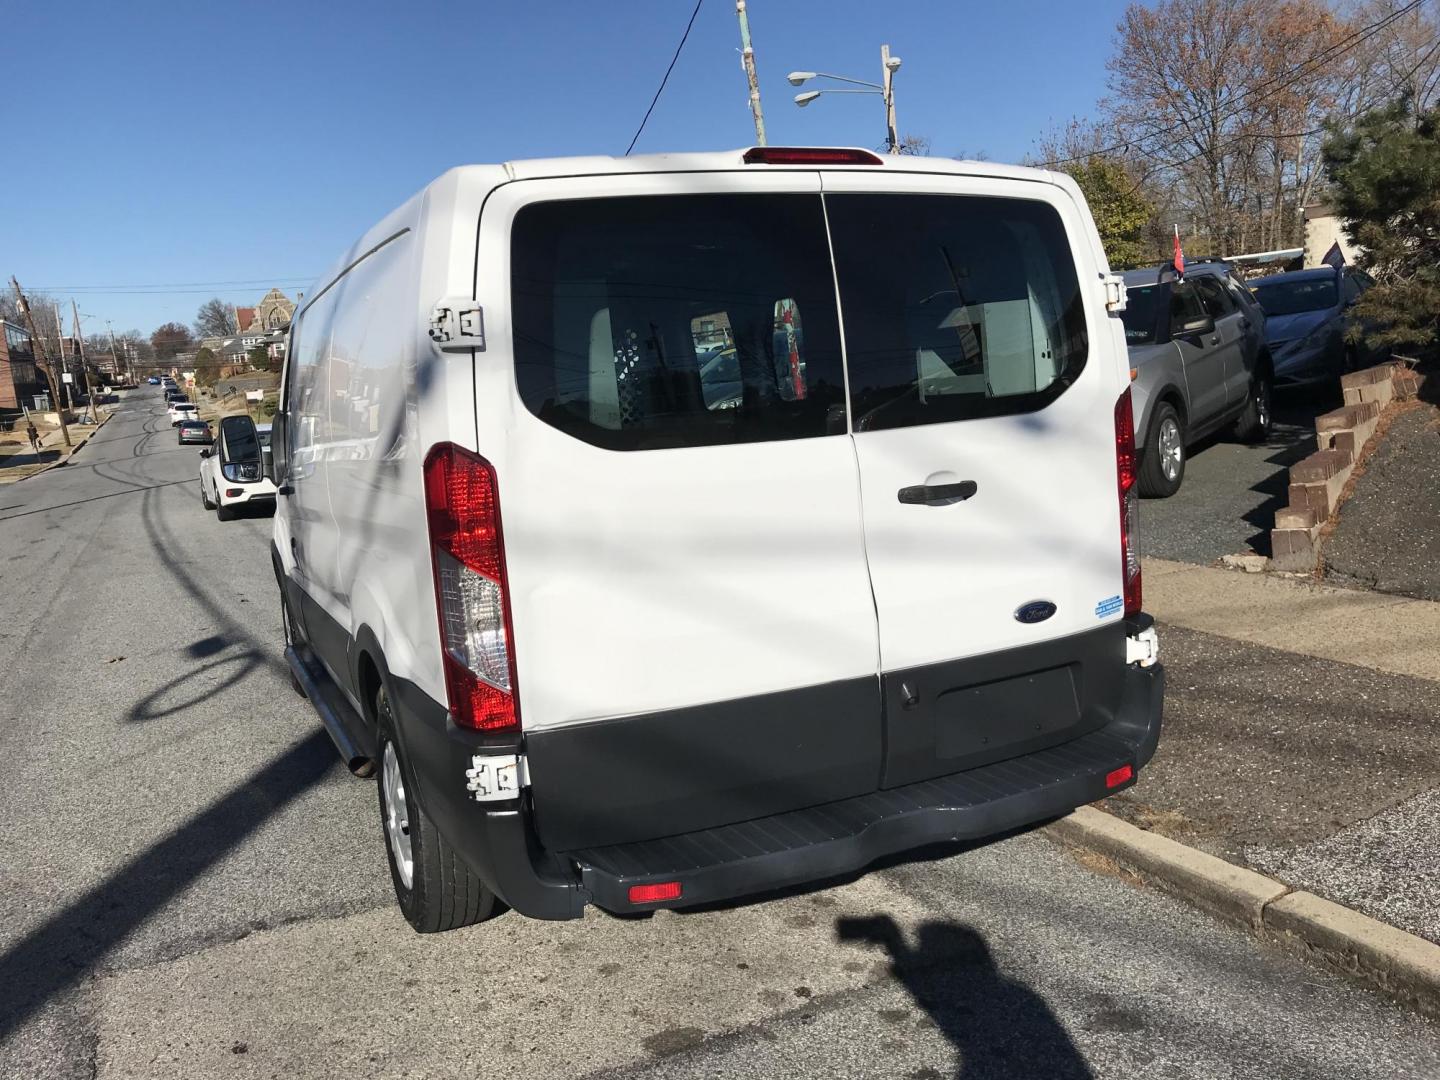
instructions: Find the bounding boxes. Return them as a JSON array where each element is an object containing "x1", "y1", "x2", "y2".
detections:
[{"x1": 1120, "y1": 262, "x2": 1272, "y2": 497}]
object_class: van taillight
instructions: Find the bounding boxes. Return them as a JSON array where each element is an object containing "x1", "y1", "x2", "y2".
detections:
[
  {"x1": 423, "y1": 444, "x2": 519, "y2": 732},
  {"x1": 1115, "y1": 388, "x2": 1142, "y2": 618}
]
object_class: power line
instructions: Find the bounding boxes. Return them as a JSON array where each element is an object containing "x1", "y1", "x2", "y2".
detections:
[
  {"x1": 1040, "y1": 0, "x2": 1430, "y2": 168},
  {"x1": 625, "y1": 0, "x2": 705, "y2": 156}
]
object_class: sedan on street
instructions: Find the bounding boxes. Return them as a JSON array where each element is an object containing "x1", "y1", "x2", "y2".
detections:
[{"x1": 177, "y1": 419, "x2": 213, "y2": 445}]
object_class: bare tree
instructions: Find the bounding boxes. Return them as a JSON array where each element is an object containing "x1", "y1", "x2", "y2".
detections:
[
  {"x1": 150, "y1": 322, "x2": 193, "y2": 361},
  {"x1": 193, "y1": 297, "x2": 238, "y2": 339}
]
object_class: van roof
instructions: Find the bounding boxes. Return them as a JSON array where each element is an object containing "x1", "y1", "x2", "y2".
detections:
[
  {"x1": 303, "y1": 149, "x2": 1076, "y2": 315},
  {"x1": 494, "y1": 147, "x2": 1060, "y2": 186}
]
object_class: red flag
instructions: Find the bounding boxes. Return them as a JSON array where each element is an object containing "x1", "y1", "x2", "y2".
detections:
[{"x1": 1172, "y1": 225, "x2": 1185, "y2": 277}]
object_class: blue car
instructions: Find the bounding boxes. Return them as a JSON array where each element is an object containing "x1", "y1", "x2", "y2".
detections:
[{"x1": 1249, "y1": 265, "x2": 1379, "y2": 387}]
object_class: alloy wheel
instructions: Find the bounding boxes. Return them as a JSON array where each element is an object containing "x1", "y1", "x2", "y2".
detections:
[
  {"x1": 381, "y1": 742, "x2": 414, "y2": 890},
  {"x1": 1158, "y1": 417, "x2": 1184, "y2": 481}
]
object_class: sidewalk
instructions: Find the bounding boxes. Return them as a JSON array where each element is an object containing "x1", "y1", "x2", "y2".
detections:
[
  {"x1": 0, "y1": 411, "x2": 112, "y2": 485},
  {"x1": 1106, "y1": 558, "x2": 1440, "y2": 945}
]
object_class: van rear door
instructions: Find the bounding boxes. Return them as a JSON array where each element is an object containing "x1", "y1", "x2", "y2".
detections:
[
  {"x1": 821, "y1": 174, "x2": 1127, "y2": 788},
  {"x1": 481, "y1": 173, "x2": 883, "y2": 850}
]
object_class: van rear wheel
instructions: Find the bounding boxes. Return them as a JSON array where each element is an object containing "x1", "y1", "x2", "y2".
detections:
[
  {"x1": 1138, "y1": 402, "x2": 1185, "y2": 498},
  {"x1": 375, "y1": 685, "x2": 498, "y2": 933}
]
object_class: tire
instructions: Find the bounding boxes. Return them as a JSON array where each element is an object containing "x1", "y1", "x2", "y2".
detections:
[
  {"x1": 200, "y1": 479, "x2": 215, "y2": 510},
  {"x1": 1233, "y1": 369, "x2": 1273, "y2": 444},
  {"x1": 375, "y1": 685, "x2": 498, "y2": 933},
  {"x1": 1138, "y1": 402, "x2": 1186, "y2": 498},
  {"x1": 216, "y1": 500, "x2": 234, "y2": 521}
]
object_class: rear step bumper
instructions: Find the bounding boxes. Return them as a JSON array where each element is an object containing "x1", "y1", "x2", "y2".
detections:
[{"x1": 567, "y1": 660, "x2": 1163, "y2": 913}]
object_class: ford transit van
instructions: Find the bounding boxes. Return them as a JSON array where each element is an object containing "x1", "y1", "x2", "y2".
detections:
[{"x1": 268, "y1": 147, "x2": 1164, "y2": 931}]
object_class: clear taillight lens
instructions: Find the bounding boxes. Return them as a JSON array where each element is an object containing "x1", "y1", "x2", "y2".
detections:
[
  {"x1": 424, "y1": 444, "x2": 518, "y2": 732},
  {"x1": 1115, "y1": 388, "x2": 1142, "y2": 618}
]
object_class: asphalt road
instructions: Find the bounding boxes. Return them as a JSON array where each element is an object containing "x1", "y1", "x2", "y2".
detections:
[
  {"x1": 2, "y1": 390, "x2": 1438, "y2": 1079},
  {"x1": 1141, "y1": 389, "x2": 1338, "y2": 565}
]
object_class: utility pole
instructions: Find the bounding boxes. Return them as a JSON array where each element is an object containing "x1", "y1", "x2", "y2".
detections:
[
  {"x1": 881, "y1": 44, "x2": 900, "y2": 154},
  {"x1": 10, "y1": 277, "x2": 71, "y2": 447},
  {"x1": 106, "y1": 320, "x2": 125, "y2": 382},
  {"x1": 72, "y1": 299, "x2": 99, "y2": 424},
  {"x1": 736, "y1": 1, "x2": 767, "y2": 145},
  {"x1": 52, "y1": 302, "x2": 75, "y2": 412}
]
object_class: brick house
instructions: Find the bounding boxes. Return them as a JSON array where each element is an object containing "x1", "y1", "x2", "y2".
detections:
[{"x1": 0, "y1": 319, "x2": 45, "y2": 411}]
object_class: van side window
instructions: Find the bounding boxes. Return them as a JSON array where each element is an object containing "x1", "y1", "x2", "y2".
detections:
[
  {"x1": 512, "y1": 194, "x2": 846, "y2": 451},
  {"x1": 825, "y1": 194, "x2": 1088, "y2": 431}
]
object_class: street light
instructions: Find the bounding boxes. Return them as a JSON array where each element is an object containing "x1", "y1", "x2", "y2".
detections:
[{"x1": 788, "y1": 45, "x2": 902, "y2": 153}]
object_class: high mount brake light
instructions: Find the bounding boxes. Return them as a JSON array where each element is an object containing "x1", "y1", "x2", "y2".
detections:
[
  {"x1": 742, "y1": 147, "x2": 883, "y2": 166},
  {"x1": 1115, "y1": 388, "x2": 1142, "y2": 619},
  {"x1": 423, "y1": 444, "x2": 520, "y2": 733}
]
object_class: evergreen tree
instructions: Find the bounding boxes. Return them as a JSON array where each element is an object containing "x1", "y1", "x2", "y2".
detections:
[
  {"x1": 1062, "y1": 157, "x2": 1157, "y2": 269},
  {"x1": 1322, "y1": 101, "x2": 1440, "y2": 357}
]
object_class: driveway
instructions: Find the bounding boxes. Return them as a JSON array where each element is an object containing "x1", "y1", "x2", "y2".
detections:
[
  {"x1": 1141, "y1": 389, "x2": 1338, "y2": 564},
  {"x1": 1, "y1": 390, "x2": 1437, "y2": 1079}
]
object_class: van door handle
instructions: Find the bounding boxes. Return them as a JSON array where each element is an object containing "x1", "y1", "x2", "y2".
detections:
[{"x1": 898, "y1": 481, "x2": 978, "y2": 506}]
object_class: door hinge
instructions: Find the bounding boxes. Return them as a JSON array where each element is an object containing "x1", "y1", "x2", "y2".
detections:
[
  {"x1": 1102, "y1": 274, "x2": 1128, "y2": 314},
  {"x1": 465, "y1": 753, "x2": 527, "y2": 802},
  {"x1": 428, "y1": 296, "x2": 486, "y2": 352}
]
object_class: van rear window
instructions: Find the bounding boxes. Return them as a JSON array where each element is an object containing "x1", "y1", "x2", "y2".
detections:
[
  {"x1": 825, "y1": 194, "x2": 1088, "y2": 431},
  {"x1": 511, "y1": 194, "x2": 847, "y2": 451}
]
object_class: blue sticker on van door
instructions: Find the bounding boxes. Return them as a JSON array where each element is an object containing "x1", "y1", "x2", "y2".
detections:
[{"x1": 1095, "y1": 595, "x2": 1123, "y2": 619}]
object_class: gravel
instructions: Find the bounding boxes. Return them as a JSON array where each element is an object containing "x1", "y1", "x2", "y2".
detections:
[{"x1": 1325, "y1": 404, "x2": 1440, "y2": 601}]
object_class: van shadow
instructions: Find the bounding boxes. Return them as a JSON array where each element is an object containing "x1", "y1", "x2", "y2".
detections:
[
  {"x1": 0, "y1": 729, "x2": 339, "y2": 1044},
  {"x1": 837, "y1": 915, "x2": 1094, "y2": 1080}
]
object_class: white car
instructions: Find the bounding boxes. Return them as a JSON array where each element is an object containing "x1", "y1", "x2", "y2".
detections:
[
  {"x1": 168, "y1": 402, "x2": 199, "y2": 426},
  {"x1": 200, "y1": 414, "x2": 277, "y2": 521},
  {"x1": 271, "y1": 146, "x2": 1163, "y2": 933}
]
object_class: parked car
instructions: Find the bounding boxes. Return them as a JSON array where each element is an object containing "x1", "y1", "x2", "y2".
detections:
[
  {"x1": 176, "y1": 419, "x2": 213, "y2": 445},
  {"x1": 1120, "y1": 261, "x2": 1272, "y2": 497},
  {"x1": 1249, "y1": 265, "x2": 1380, "y2": 387},
  {"x1": 168, "y1": 402, "x2": 199, "y2": 426},
  {"x1": 269, "y1": 147, "x2": 1164, "y2": 933},
  {"x1": 148, "y1": 376, "x2": 161, "y2": 385},
  {"x1": 200, "y1": 414, "x2": 276, "y2": 520}
]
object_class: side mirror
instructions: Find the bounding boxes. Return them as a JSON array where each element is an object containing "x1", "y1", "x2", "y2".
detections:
[
  {"x1": 198, "y1": 448, "x2": 211, "y2": 458},
  {"x1": 1176, "y1": 314, "x2": 1215, "y2": 338}
]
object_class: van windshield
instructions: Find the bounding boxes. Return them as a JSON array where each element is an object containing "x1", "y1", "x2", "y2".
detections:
[{"x1": 511, "y1": 191, "x2": 1086, "y2": 447}]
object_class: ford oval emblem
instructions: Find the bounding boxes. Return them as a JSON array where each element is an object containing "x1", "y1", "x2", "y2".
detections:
[{"x1": 1015, "y1": 600, "x2": 1057, "y2": 625}]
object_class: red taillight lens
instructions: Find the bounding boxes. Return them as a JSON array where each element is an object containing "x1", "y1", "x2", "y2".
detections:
[
  {"x1": 742, "y1": 146, "x2": 883, "y2": 166},
  {"x1": 1106, "y1": 764, "x2": 1134, "y2": 789},
  {"x1": 1115, "y1": 388, "x2": 1142, "y2": 619},
  {"x1": 628, "y1": 881, "x2": 683, "y2": 904},
  {"x1": 423, "y1": 444, "x2": 519, "y2": 732}
]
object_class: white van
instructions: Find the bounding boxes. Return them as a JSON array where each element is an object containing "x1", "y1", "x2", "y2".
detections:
[{"x1": 268, "y1": 147, "x2": 1163, "y2": 932}]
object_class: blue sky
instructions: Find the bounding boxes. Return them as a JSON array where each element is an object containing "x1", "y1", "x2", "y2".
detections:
[{"x1": 5, "y1": 0, "x2": 1131, "y2": 336}]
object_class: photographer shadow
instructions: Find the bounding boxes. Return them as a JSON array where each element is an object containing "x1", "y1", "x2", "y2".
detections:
[{"x1": 837, "y1": 915, "x2": 1094, "y2": 1080}]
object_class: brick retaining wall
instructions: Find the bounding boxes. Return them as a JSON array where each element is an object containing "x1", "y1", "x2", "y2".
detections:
[{"x1": 1270, "y1": 363, "x2": 1419, "y2": 573}]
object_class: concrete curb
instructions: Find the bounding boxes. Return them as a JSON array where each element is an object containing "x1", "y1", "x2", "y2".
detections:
[{"x1": 1047, "y1": 806, "x2": 1440, "y2": 1019}]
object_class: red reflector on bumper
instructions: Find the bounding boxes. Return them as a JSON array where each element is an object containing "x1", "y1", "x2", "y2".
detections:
[
  {"x1": 628, "y1": 881, "x2": 682, "y2": 904},
  {"x1": 225, "y1": 489, "x2": 243, "y2": 498},
  {"x1": 1106, "y1": 765, "x2": 1134, "y2": 789}
]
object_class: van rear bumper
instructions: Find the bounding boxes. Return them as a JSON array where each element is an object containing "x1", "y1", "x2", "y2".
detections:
[{"x1": 431, "y1": 659, "x2": 1163, "y2": 920}]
